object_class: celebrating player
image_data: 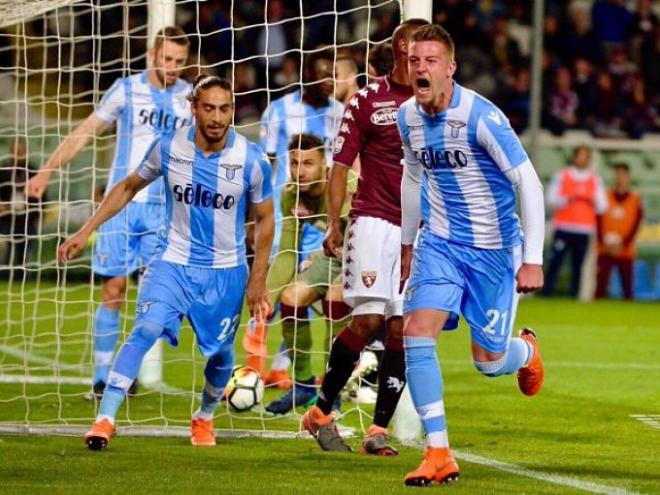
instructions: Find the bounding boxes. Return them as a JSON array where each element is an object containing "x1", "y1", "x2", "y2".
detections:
[
  {"x1": 398, "y1": 25, "x2": 545, "y2": 486},
  {"x1": 263, "y1": 133, "x2": 353, "y2": 415},
  {"x1": 302, "y1": 18, "x2": 427, "y2": 455},
  {"x1": 26, "y1": 26, "x2": 192, "y2": 398},
  {"x1": 58, "y1": 75, "x2": 274, "y2": 450}
]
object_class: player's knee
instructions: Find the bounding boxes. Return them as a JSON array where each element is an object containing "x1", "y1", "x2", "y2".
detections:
[
  {"x1": 350, "y1": 314, "x2": 382, "y2": 340},
  {"x1": 128, "y1": 321, "x2": 163, "y2": 350},
  {"x1": 325, "y1": 284, "x2": 344, "y2": 304},
  {"x1": 281, "y1": 283, "x2": 315, "y2": 308},
  {"x1": 101, "y1": 277, "x2": 127, "y2": 308},
  {"x1": 279, "y1": 286, "x2": 296, "y2": 307}
]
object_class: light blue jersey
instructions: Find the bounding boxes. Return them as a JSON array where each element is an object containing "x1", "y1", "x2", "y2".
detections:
[
  {"x1": 259, "y1": 90, "x2": 344, "y2": 194},
  {"x1": 137, "y1": 126, "x2": 272, "y2": 268},
  {"x1": 95, "y1": 71, "x2": 192, "y2": 203},
  {"x1": 397, "y1": 82, "x2": 528, "y2": 250}
]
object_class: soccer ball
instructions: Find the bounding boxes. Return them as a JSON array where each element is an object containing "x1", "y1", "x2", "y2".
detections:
[{"x1": 225, "y1": 366, "x2": 264, "y2": 412}]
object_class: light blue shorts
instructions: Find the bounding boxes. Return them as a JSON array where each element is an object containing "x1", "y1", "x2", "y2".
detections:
[
  {"x1": 135, "y1": 259, "x2": 248, "y2": 356},
  {"x1": 404, "y1": 229, "x2": 522, "y2": 353},
  {"x1": 93, "y1": 201, "x2": 164, "y2": 277}
]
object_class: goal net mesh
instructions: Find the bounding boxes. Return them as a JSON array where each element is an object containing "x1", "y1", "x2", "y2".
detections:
[{"x1": 0, "y1": 0, "x2": 405, "y2": 436}]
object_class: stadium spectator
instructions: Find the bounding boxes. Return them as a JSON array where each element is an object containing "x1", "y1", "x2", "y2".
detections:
[
  {"x1": 503, "y1": 67, "x2": 531, "y2": 133},
  {"x1": 545, "y1": 66, "x2": 579, "y2": 135},
  {"x1": 256, "y1": 0, "x2": 288, "y2": 90},
  {"x1": 543, "y1": 146, "x2": 608, "y2": 297},
  {"x1": 573, "y1": 57, "x2": 598, "y2": 127},
  {"x1": 592, "y1": 0, "x2": 634, "y2": 52},
  {"x1": 273, "y1": 54, "x2": 300, "y2": 89},
  {"x1": 559, "y1": 6, "x2": 602, "y2": 65},
  {"x1": 0, "y1": 138, "x2": 42, "y2": 278},
  {"x1": 591, "y1": 71, "x2": 625, "y2": 137},
  {"x1": 625, "y1": 79, "x2": 656, "y2": 139},
  {"x1": 595, "y1": 163, "x2": 644, "y2": 300},
  {"x1": 629, "y1": 0, "x2": 658, "y2": 63}
]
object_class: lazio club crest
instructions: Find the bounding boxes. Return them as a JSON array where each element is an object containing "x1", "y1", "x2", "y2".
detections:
[
  {"x1": 361, "y1": 270, "x2": 377, "y2": 288},
  {"x1": 220, "y1": 163, "x2": 242, "y2": 180},
  {"x1": 447, "y1": 120, "x2": 466, "y2": 139}
]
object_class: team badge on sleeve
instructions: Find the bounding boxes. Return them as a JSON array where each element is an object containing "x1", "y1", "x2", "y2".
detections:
[{"x1": 361, "y1": 270, "x2": 377, "y2": 288}]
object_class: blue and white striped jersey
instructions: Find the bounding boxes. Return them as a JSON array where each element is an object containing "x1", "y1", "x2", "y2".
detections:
[
  {"x1": 259, "y1": 90, "x2": 344, "y2": 194},
  {"x1": 137, "y1": 126, "x2": 272, "y2": 268},
  {"x1": 95, "y1": 71, "x2": 192, "y2": 203},
  {"x1": 398, "y1": 83, "x2": 529, "y2": 250}
]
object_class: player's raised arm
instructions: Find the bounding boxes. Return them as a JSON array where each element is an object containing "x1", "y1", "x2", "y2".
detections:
[{"x1": 26, "y1": 114, "x2": 111, "y2": 199}]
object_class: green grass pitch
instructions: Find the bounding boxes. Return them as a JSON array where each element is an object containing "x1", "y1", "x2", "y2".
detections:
[{"x1": 0, "y1": 280, "x2": 658, "y2": 494}]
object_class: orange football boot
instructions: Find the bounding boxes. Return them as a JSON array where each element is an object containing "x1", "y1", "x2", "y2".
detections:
[
  {"x1": 84, "y1": 418, "x2": 115, "y2": 451},
  {"x1": 264, "y1": 368, "x2": 292, "y2": 389},
  {"x1": 404, "y1": 447, "x2": 460, "y2": 486},
  {"x1": 517, "y1": 328, "x2": 544, "y2": 396},
  {"x1": 191, "y1": 417, "x2": 216, "y2": 446}
]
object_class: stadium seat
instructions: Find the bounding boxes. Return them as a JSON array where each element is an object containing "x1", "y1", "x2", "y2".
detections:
[
  {"x1": 654, "y1": 262, "x2": 660, "y2": 300},
  {"x1": 608, "y1": 268, "x2": 623, "y2": 299},
  {"x1": 536, "y1": 147, "x2": 566, "y2": 183},
  {"x1": 633, "y1": 260, "x2": 655, "y2": 301}
]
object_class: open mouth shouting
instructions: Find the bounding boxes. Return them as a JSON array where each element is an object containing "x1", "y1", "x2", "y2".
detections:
[{"x1": 415, "y1": 77, "x2": 431, "y2": 97}]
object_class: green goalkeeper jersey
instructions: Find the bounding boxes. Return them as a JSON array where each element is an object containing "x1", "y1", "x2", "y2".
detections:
[{"x1": 266, "y1": 170, "x2": 355, "y2": 302}]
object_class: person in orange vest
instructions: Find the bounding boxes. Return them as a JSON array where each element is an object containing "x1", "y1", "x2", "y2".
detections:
[
  {"x1": 595, "y1": 163, "x2": 644, "y2": 300},
  {"x1": 543, "y1": 146, "x2": 608, "y2": 297}
]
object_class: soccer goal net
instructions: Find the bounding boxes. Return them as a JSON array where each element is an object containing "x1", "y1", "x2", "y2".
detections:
[{"x1": 0, "y1": 0, "x2": 426, "y2": 438}]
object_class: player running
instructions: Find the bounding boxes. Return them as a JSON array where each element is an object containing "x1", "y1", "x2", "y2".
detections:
[
  {"x1": 301, "y1": 18, "x2": 427, "y2": 455},
  {"x1": 58, "y1": 75, "x2": 274, "y2": 450},
  {"x1": 398, "y1": 25, "x2": 545, "y2": 486},
  {"x1": 26, "y1": 26, "x2": 192, "y2": 398},
  {"x1": 263, "y1": 133, "x2": 353, "y2": 415}
]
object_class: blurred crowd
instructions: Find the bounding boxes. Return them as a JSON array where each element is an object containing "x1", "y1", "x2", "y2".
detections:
[
  {"x1": 178, "y1": 0, "x2": 660, "y2": 138},
  {"x1": 3, "y1": 0, "x2": 658, "y2": 138}
]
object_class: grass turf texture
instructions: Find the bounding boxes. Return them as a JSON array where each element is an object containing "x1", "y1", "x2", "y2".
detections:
[{"x1": 1, "y1": 280, "x2": 659, "y2": 494}]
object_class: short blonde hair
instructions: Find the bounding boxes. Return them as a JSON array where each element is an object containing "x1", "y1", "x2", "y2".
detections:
[{"x1": 411, "y1": 24, "x2": 455, "y2": 59}]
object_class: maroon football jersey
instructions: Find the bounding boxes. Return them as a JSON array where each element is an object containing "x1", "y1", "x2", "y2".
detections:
[{"x1": 333, "y1": 75, "x2": 413, "y2": 226}]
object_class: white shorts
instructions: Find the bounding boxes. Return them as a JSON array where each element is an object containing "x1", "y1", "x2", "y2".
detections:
[{"x1": 342, "y1": 216, "x2": 402, "y2": 318}]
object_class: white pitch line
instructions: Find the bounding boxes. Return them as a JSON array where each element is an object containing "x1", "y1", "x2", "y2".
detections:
[
  {"x1": 453, "y1": 450, "x2": 641, "y2": 495},
  {"x1": 440, "y1": 359, "x2": 660, "y2": 371},
  {"x1": 0, "y1": 375, "x2": 88, "y2": 385},
  {"x1": 0, "y1": 343, "x2": 189, "y2": 394},
  {"x1": 630, "y1": 414, "x2": 660, "y2": 430},
  {"x1": 0, "y1": 343, "x2": 87, "y2": 372}
]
